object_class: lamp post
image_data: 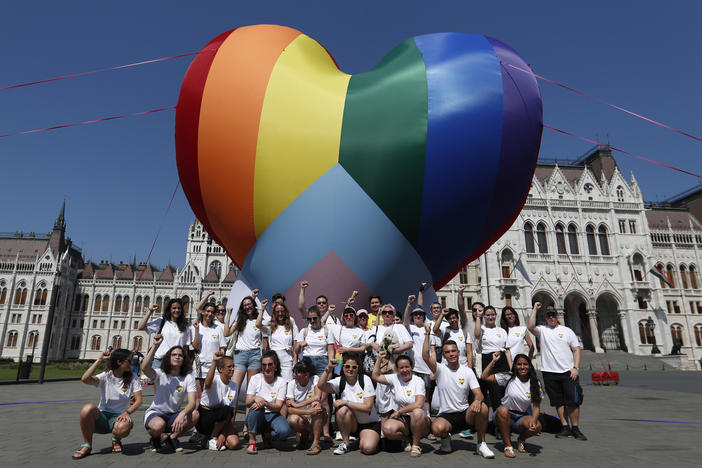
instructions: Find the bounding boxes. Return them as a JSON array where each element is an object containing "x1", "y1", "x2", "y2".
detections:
[{"x1": 647, "y1": 316, "x2": 661, "y2": 354}]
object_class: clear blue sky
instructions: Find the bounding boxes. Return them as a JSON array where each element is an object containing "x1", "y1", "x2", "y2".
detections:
[{"x1": 1, "y1": 1, "x2": 700, "y2": 268}]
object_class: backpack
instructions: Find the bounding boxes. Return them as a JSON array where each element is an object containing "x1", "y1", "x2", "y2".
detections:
[
  {"x1": 337, "y1": 372, "x2": 365, "y2": 400},
  {"x1": 362, "y1": 325, "x2": 380, "y2": 376}
]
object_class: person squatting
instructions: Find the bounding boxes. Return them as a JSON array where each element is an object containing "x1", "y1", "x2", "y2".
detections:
[{"x1": 71, "y1": 283, "x2": 586, "y2": 460}]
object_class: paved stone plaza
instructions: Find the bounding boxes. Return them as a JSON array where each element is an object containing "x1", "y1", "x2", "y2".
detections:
[{"x1": 1, "y1": 371, "x2": 701, "y2": 467}]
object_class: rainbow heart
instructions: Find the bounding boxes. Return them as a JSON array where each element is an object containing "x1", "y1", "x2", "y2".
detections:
[{"x1": 176, "y1": 25, "x2": 541, "y2": 310}]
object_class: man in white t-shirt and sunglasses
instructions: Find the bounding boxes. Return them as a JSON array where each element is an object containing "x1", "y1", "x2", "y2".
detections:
[{"x1": 527, "y1": 303, "x2": 587, "y2": 441}]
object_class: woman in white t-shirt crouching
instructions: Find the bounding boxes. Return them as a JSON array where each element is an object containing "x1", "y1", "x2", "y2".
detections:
[
  {"x1": 371, "y1": 351, "x2": 430, "y2": 457},
  {"x1": 141, "y1": 336, "x2": 198, "y2": 453},
  {"x1": 286, "y1": 360, "x2": 325, "y2": 455},
  {"x1": 482, "y1": 352, "x2": 543, "y2": 458},
  {"x1": 72, "y1": 349, "x2": 143, "y2": 459},
  {"x1": 317, "y1": 353, "x2": 380, "y2": 455},
  {"x1": 197, "y1": 351, "x2": 240, "y2": 451}
]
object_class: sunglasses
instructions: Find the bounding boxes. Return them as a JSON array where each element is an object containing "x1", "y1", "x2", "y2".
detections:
[
  {"x1": 307, "y1": 317, "x2": 319, "y2": 321},
  {"x1": 343, "y1": 364, "x2": 358, "y2": 370},
  {"x1": 343, "y1": 312, "x2": 355, "y2": 317},
  {"x1": 317, "y1": 301, "x2": 327, "y2": 305},
  {"x1": 382, "y1": 310, "x2": 394, "y2": 315}
]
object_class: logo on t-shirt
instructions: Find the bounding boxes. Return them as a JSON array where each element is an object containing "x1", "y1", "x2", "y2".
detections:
[
  {"x1": 176, "y1": 385, "x2": 183, "y2": 392},
  {"x1": 515, "y1": 333, "x2": 521, "y2": 337},
  {"x1": 269, "y1": 392, "x2": 277, "y2": 399},
  {"x1": 316, "y1": 335, "x2": 324, "y2": 340},
  {"x1": 253, "y1": 326, "x2": 259, "y2": 331},
  {"x1": 306, "y1": 391, "x2": 313, "y2": 399},
  {"x1": 457, "y1": 336, "x2": 464, "y2": 342},
  {"x1": 211, "y1": 334, "x2": 218, "y2": 339},
  {"x1": 496, "y1": 333, "x2": 502, "y2": 338},
  {"x1": 120, "y1": 385, "x2": 128, "y2": 392},
  {"x1": 284, "y1": 330, "x2": 290, "y2": 335},
  {"x1": 525, "y1": 392, "x2": 532, "y2": 397},
  {"x1": 356, "y1": 392, "x2": 364, "y2": 399},
  {"x1": 227, "y1": 394, "x2": 234, "y2": 402},
  {"x1": 458, "y1": 378, "x2": 465, "y2": 385},
  {"x1": 406, "y1": 389, "x2": 413, "y2": 396},
  {"x1": 352, "y1": 334, "x2": 358, "y2": 339},
  {"x1": 558, "y1": 333, "x2": 564, "y2": 338}
]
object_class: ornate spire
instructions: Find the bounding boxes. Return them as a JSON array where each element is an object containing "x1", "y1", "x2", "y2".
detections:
[{"x1": 53, "y1": 200, "x2": 66, "y2": 232}]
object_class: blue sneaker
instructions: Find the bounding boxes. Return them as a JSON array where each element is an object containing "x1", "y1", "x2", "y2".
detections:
[{"x1": 459, "y1": 429, "x2": 473, "y2": 439}]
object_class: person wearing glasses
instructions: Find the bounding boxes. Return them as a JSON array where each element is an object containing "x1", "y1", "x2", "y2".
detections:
[
  {"x1": 197, "y1": 351, "x2": 241, "y2": 450},
  {"x1": 286, "y1": 360, "x2": 325, "y2": 455},
  {"x1": 422, "y1": 323, "x2": 494, "y2": 458},
  {"x1": 245, "y1": 351, "x2": 294, "y2": 454},
  {"x1": 501, "y1": 306, "x2": 534, "y2": 362},
  {"x1": 259, "y1": 302, "x2": 298, "y2": 381},
  {"x1": 141, "y1": 337, "x2": 198, "y2": 453},
  {"x1": 298, "y1": 281, "x2": 338, "y2": 325},
  {"x1": 474, "y1": 305, "x2": 510, "y2": 411},
  {"x1": 527, "y1": 303, "x2": 586, "y2": 441},
  {"x1": 403, "y1": 297, "x2": 439, "y2": 418},
  {"x1": 317, "y1": 353, "x2": 380, "y2": 455},
  {"x1": 356, "y1": 308, "x2": 370, "y2": 331},
  {"x1": 371, "y1": 351, "x2": 430, "y2": 457},
  {"x1": 327, "y1": 307, "x2": 366, "y2": 365}
]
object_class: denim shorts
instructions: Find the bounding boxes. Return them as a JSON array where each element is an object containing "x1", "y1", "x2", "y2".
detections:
[
  {"x1": 302, "y1": 355, "x2": 328, "y2": 376},
  {"x1": 234, "y1": 348, "x2": 261, "y2": 371},
  {"x1": 493, "y1": 406, "x2": 533, "y2": 433}
]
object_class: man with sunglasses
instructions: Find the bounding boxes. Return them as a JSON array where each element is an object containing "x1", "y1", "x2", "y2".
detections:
[
  {"x1": 528, "y1": 303, "x2": 586, "y2": 441},
  {"x1": 297, "y1": 281, "x2": 338, "y2": 325}
]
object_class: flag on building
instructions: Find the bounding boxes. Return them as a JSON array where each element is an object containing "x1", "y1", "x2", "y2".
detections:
[
  {"x1": 649, "y1": 265, "x2": 673, "y2": 288},
  {"x1": 513, "y1": 258, "x2": 532, "y2": 285}
]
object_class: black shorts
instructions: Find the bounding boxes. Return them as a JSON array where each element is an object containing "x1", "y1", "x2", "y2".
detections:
[
  {"x1": 436, "y1": 411, "x2": 472, "y2": 433},
  {"x1": 542, "y1": 371, "x2": 583, "y2": 408},
  {"x1": 352, "y1": 420, "x2": 381, "y2": 437},
  {"x1": 196, "y1": 406, "x2": 234, "y2": 435}
]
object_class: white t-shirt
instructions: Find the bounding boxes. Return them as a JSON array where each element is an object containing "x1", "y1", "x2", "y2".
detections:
[
  {"x1": 536, "y1": 325, "x2": 579, "y2": 373},
  {"x1": 440, "y1": 324, "x2": 473, "y2": 366},
  {"x1": 297, "y1": 326, "x2": 328, "y2": 357},
  {"x1": 201, "y1": 375, "x2": 239, "y2": 408},
  {"x1": 384, "y1": 373, "x2": 426, "y2": 410},
  {"x1": 408, "y1": 323, "x2": 433, "y2": 374},
  {"x1": 286, "y1": 375, "x2": 319, "y2": 409},
  {"x1": 496, "y1": 373, "x2": 541, "y2": 413},
  {"x1": 434, "y1": 362, "x2": 479, "y2": 414},
  {"x1": 325, "y1": 314, "x2": 340, "y2": 326},
  {"x1": 93, "y1": 371, "x2": 142, "y2": 414},
  {"x1": 327, "y1": 325, "x2": 364, "y2": 349},
  {"x1": 145, "y1": 369, "x2": 196, "y2": 420},
  {"x1": 364, "y1": 323, "x2": 413, "y2": 356},
  {"x1": 146, "y1": 319, "x2": 192, "y2": 360},
  {"x1": 192, "y1": 323, "x2": 226, "y2": 363},
  {"x1": 234, "y1": 319, "x2": 262, "y2": 351},
  {"x1": 327, "y1": 375, "x2": 379, "y2": 424},
  {"x1": 505, "y1": 326, "x2": 528, "y2": 358},
  {"x1": 266, "y1": 322, "x2": 298, "y2": 351},
  {"x1": 480, "y1": 326, "x2": 508, "y2": 353},
  {"x1": 246, "y1": 373, "x2": 287, "y2": 413}
]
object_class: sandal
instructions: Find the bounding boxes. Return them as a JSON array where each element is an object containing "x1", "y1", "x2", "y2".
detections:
[
  {"x1": 111, "y1": 437, "x2": 123, "y2": 453},
  {"x1": 504, "y1": 446, "x2": 516, "y2": 458},
  {"x1": 246, "y1": 442, "x2": 258, "y2": 455},
  {"x1": 410, "y1": 445, "x2": 422, "y2": 457},
  {"x1": 517, "y1": 439, "x2": 527, "y2": 453},
  {"x1": 306, "y1": 443, "x2": 322, "y2": 455},
  {"x1": 72, "y1": 443, "x2": 92, "y2": 460}
]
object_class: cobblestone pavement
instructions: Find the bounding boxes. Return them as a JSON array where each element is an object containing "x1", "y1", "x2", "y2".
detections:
[{"x1": 1, "y1": 372, "x2": 701, "y2": 467}]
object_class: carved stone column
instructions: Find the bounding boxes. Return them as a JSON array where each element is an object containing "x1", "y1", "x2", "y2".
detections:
[
  {"x1": 587, "y1": 310, "x2": 604, "y2": 353},
  {"x1": 617, "y1": 311, "x2": 628, "y2": 352}
]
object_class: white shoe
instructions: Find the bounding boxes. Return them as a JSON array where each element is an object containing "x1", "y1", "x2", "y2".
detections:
[
  {"x1": 333, "y1": 442, "x2": 349, "y2": 455},
  {"x1": 207, "y1": 438, "x2": 226, "y2": 451},
  {"x1": 439, "y1": 437, "x2": 452, "y2": 453},
  {"x1": 476, "y1": 441, "x2": 495, "y2": 459},
  {"x1": 335, "y1": 431, "x2": 343, "y2": 441}
]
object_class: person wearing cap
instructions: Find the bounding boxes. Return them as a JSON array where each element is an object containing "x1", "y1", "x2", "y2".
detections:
[
  {"x1": 527, "y1": 303, "x2": 586, "y2": 441},
  {"x1": 356, "y1": 309, "x2": 370, "y2": 331}
]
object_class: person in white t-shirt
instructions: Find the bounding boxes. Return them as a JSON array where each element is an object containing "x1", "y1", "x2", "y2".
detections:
[
  {"x1": 482, "y1": 352, "x2": 542, "y2": 457},
  {"x1": 196, "y1": 352, "x2": 241, "y2": 451},
  {"x1": 286, "y1": 360, "x2": 325, "y2": 455},
  {"x1": 141, "y1": 336, "x2": 198, "y2": 453},
  {"x1": 297, "y1": 280, "x2": 340, "y2": 325},
  {"x1": 192, "y1": 302, "x2": 226, "y2": 384},
  {"x1": 71, "y1": 349, "x2": 142, "y2": 460},
  {"x1": 371, "y1": 351, "x2": 430, "y2": 457},
  {"x1": 434, "y1": 308, "x2": 473, "y2": 367},
  {"x1": 475, "y1": 305, "x2": 510, "y2": 411},
  {"x1": 138, "y1": 299, "x2": 193, "y2": 370},
  {"x1": 528, "y1": 303, "x2": 586, "y2": 441},
  {"x1": 500, "y1": 306, "x2": 534, "y2": 361},
  {"x1": 317, "y1": 353, "x2": 380, "y2": 455},
  {"x1": 327, "y1": 307, "x2": 366, "y2": 366},
  {"x1": 244, "y1": 351, "x2": 294, "y2": 454},
  {"x1": 422, "y1": 323, "x2": 495, "y2": 458},
  {"x1": 260, "y1": 302, "x2": 298, "y2": 380},
  {"x1": 296, "y1": 306, "x2": 329, "y2": 375}
]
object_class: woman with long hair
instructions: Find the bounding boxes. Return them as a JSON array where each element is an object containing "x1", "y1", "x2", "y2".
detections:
[
  {"x1": 259, "y1": 302, "x2": 297, "y2": 381},
  {"x1": 474, "y1": 305, "x2": 510, "y2": 410},
  {"x1": 141, "y1": 338, "x2": 198, "y2": 452},
  {"x1": 71, "y1": 349, "x2": 142, "y2": 459},
  {"x1": 138, "y1": 298, "x2": 195, "y2": 369},
  {"x1": 371, "y1": 352, "x2": 430, "y2": 457},
  {"x1": 500, "y1": 306, "x2": 534, "y2": 361},
  {"x1": 192, "y1": 302, "x2": 226, "y2": 385},
  {"x1": 244, "y1": 351, "x2": 293, "y2": 454},
  {"x1": 482, "y1": 353, "x2": 543, "y2": 457},
  {"x1": 317, "y1": 353, "x2": 380, "y2": 455}
]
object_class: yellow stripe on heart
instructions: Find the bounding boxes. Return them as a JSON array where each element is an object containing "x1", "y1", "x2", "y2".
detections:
[{"x1": 253, "y1": 34, "x2": 351, "y2": 236}]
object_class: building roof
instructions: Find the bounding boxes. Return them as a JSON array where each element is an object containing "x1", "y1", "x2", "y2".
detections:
[
  {"x1": 157, "y1": 266, "x2": 175, "y2": 282},
  {"x1": 223, "y1": 268, "x2": 237, "y2": 283},
  {"x1": 0, "y1": 234, "x2": 50, "y2": 261},
  {"x1": 204, "y1": 268, "x2": 219, "y2": 282},
  {"x1": 645, "y1": 208, "x2": 702, "y2": 231}
]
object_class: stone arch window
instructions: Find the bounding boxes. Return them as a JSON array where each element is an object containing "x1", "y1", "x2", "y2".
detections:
[
  {"x1": 616, "y1": 186, "x2": 624, "y2": 202},
  {"x1": 666, "y1": 264, "x2": 676, "y2": 289},
  {"x1": 27, "y1": 331, "x2": 39, "y2": 348},
  {"x1": 631, "y1": 253, "x2": 645, "y2": 281},
  {"x1": 555, "y1": 224, "x2": 567, "y2": 254},
  {"x1": 690, "y1": 265, "x2": 699, "y2": 289},
  {"x1": 34, "y1": 283, "x2": 48, "y2": 305},
  {"x1": 586, "y1": 225, "x2": 597, "y2": 255},
  {"x1": 156, "y1": 296, "x2": 163, "y2": 312},
  {"x1": 93, "y1": 294, "x2": 102, "y2": 312},
  {"x1": 536, "y1": 222, "x2": 548, "y2": 253},
  {"x1": 14, "y1": 282, "x2": 28, "y2": 305},
  {"x1": 133, "y1": 335, "x2": 143, "y2": 352},
  {"x1": 638, "y1": 320, "x2": 654, "y2": 344},
  {"x1": 6, "y1": 330, "x2": 18, "y2": 347},
  {"x1": 680, "y1": 265, "x2": 689, "y2": 289},
  {"x1": 82, "y1": 294, "x2": 89, "y2": 311},
  {"x1": 102, "y1": 295, "x2": 110, "y2": 312},
  {"x1": 182, "y1": 296, "x2": 191, "y2": 315},
  {"x1": 524, "y1": 222, "x2": 535, "y2": 253},
  {"x1": 695, "y1": 324, "x2": 702, "y2": 346},
  {"x1": 598, "y1": 225, "x2": 610, "y2": 255},
  {"x1": 112, "y1": 335, "x2": 122, "y2": 349},
  {"x1": 115, "y1": 295, "x2": 122, "y2": 313},
  {"x1": 500, "y1": 249, "x2": 514, "y2": 278},
  {"x1": 567, "y1": 224, "x2": 579, "y2": 254},
  {"x1": 135, "y1": 296, "x2": 143, "y2": 312},
  {"x1": 90, "y1": 335, "x2": 102, "y2": 351},
  {"x1": 1, "y1": 280, "x2": 8, "y2": 305},
  {"x1": 210, "y1": 260, "x2": 222, "y2": 279},
  {"x1": 122, "y1": 295, "x2": 130, "y2": 313},
  {"x1": 143, "y1": 296, "x2": 150, "y2": 309},
  {"x1": 670, "y1": 324, "x2": 684, "y2": 346}
]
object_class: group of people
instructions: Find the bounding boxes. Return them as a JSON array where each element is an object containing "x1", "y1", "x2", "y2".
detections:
[{"x1": 72, "y1": 282, "x2": 586, "y2": 460}]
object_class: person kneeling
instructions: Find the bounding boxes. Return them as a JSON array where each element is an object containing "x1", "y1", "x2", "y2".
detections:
[
  {"x1": 286, "y1": 360, "x2": 325, "y2": 455},
  {"x1": 317, "y1": 353, "x2": 380, "y2": 455},
  {"x1": 196, "y1": 351, "x2": 241, "y2": 451},
  {"x1": 141, "y1": 336, "x2": 198, "y2": 453},
  {"x1": 245, "y1": 351, "x2": 293, "y2": 454},
  {"x1": 483, "y1": 352, "x2": 542, "y2": 458}
]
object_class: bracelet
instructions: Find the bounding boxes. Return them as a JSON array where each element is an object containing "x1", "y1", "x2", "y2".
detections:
[{"x1": 344, "y1": 400, "x2": 349, "y2": 407}]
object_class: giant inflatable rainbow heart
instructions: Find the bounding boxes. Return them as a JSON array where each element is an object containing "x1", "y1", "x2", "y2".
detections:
[{"x1": 176, "y1": 24, "x2": 542, "y2": 314}]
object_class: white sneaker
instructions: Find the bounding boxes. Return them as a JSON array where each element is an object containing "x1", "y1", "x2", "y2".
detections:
[
  {"x1": 476, "y1": 441, "x2": 495, "y2": 459},
  {"x1": 208, "y1": 438, "x2": 219, "y2": 451},
  {"x1": 439, "y1": 437, "x2": 452, "y2": 453},
  {"x1": 335, "y1": 431, "x2": 343, "y2": 441},
  {"x1": 333, "y1": 442, "x2": 349, "y2": 455}
]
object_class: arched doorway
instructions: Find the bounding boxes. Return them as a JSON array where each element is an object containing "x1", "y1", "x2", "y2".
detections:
[
  {"x1": 596, "y1": 293, "x2": 622, "y2": 351},
  {"x1": 532, "y1": 291, "x2": 556, "y2": 325},
  {"x1": 563, "y1": 293, "x2": 592, "y2": 351}
]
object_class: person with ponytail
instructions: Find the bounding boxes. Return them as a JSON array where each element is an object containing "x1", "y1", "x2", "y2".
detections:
[
  {"x1": 482, "y1": 353, "x2": 543, "y2": 457},
  {"x1": 71, "y1": 349, "x2": 142, "y2": 459}
]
